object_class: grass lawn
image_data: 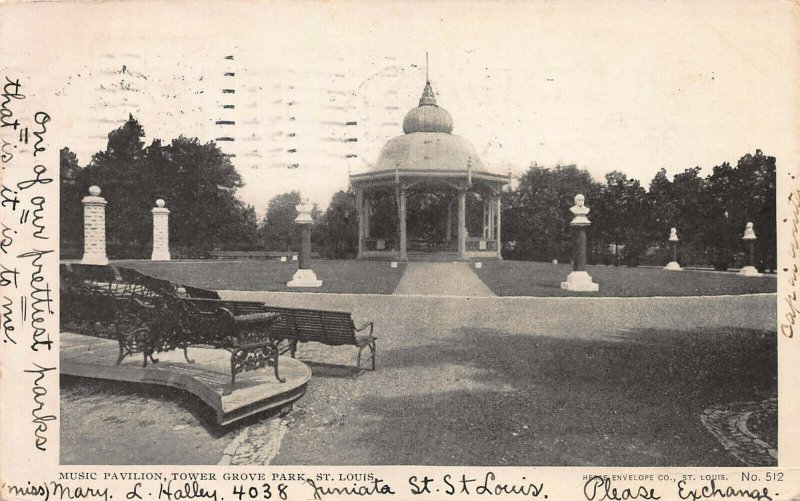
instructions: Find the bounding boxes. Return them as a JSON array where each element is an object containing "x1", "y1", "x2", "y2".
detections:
[
  {"x1": 115, "y1": 259, "x2": 406, "y2": 294},
  {"x1": 473, "y1": 261, "x2": 777, "y2": 296}
]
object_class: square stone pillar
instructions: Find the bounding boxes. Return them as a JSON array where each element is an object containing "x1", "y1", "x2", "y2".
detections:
[
  {"x1": 81, "y1": 185, "x2": 109, "y2": 265},
  {"x1": 151, "y1": 199, "x2": 171, "y2": 261}
]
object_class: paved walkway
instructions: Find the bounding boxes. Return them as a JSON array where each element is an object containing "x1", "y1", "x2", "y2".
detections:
[{"x1": 392, "y1": 262, "x2": 496, "y2": 297}]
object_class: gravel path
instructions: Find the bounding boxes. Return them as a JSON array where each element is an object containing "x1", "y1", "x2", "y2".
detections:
[
  {"x1": 221, "y1": 291, "x2": 776, "y2": 466},
  {"x1": 60, "y1": 291, "x2": 777, "y2": 465},
  {"x1": 393, "y1": 262, "x2": 496, "y2": 297}
]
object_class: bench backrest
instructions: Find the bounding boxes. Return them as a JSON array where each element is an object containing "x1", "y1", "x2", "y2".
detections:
[
  {"x1": 183, "y1": 284, "x2": 222, "y2": 300},
  {"x1": 259, "y1": 306, "x2": 357, "y2": 346},
  {"x1": 188, "y1": 298, "x2": 268, "y2": 316}
]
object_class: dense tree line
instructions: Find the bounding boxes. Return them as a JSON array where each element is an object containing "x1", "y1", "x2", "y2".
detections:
[
  {"x1": 60, "y1": 116, "x2": 259, "y2": 258},
  {"x1": 500, "y1": 152, "x2": 776, "y2": 271},
  {"x1": 307, "y1": 152, "x2": 776, "y2": 271},
  {"x1": 62, "y1": 117, "x2": 775, "y2": 270}
]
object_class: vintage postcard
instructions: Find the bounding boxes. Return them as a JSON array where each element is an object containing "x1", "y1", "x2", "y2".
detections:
[{"x1": 1, "y1": 1, "x2": 799, "y2": 500}]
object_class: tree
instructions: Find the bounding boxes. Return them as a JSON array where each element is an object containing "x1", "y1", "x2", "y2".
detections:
[
  {"x1": 71, "y1": 115, "x2": 258, "y2": 257},
  {"x1": 260, "y1": 191, "x2": 305, "y2": 251},
  {"x1": 316, "y1": 189, "x2": 358, "y2": 258},
  {"x1": 502, "y1": 164, "x2": 603, "y2": 262},
  {"x1": 704, "y1": 150, "x2": 776, "y2": 271},
  {"x1": 60, "y1": 147, "x2": 84, "y2": 257},
  {"x1": 592, "y1": 171, "x2": 649, "y2": 266}
]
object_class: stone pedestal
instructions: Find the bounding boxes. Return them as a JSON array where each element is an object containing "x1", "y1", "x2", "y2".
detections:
[
  {"x1": 151, "y1": 199, "x2": 171, "y2": 261},
  {"x1": 560, "y1": 194, "x2": 599, "y2": 292},
  {"x1": 664, "y1": 227, "x2": 682, "y2": 271},
  {"x1": 287, "y1": 268, "x2": 322, "y2": 287},
  {"x1": 81, "y1": 186, "x2": 109, "y2": 265},
  {"x1": 561, "y1": 270, "x2": 599, "y2": 291},
  {"x1": 739, "y1": 222, "x2": 762, "y2": 277},
  {"x1": 287, "y1": 203, "x2": 322, "y2": 287},
  {"x1": 739, "y1": 265, "x2": 762, "y2": 277}
]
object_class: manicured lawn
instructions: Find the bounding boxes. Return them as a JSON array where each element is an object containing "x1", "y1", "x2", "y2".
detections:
[
  {"x1": 114, "y1": 259, "x2": 407, "y2": 294},
  {"x1": 473, "y1": 261, "x2": 777, "y2": 296}
]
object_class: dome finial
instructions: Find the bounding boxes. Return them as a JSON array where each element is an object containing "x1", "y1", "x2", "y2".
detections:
[{"x1": 419, "y1": 53, "x2": 437, "y2": 107}]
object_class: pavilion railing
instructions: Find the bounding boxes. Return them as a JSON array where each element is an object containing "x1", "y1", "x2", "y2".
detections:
[
  {"x1": 465, "y1": 238, "x2": 498, "y2": 252},
  {"x1": 364, "y1": 237, "x2": 398, "y2": 251}
]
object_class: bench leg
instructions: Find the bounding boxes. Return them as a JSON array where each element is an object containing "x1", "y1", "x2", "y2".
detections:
[
  {"x1": 224, "y1": 354, "x2": 236, "y2": 396},
  {"x1": 357, "y1": 341, "x2": 376, "y2": 372},
  {"x1": 115, "y1": 339, "x2": 126, "y2": 366},
  {"x1": 273, "y1": 355, "x2": 286, "y2": 383},
  {"x1": 182, "y1": 346, "x2": 195, "y2": 364}
]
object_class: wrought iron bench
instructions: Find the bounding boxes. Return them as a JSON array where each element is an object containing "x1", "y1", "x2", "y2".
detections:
[
  {"x1": 60, "y1": 264, "x2": 285, "y2": 393},
  {"x1": 258, "y1": 306, "x2": 376, "y2": 372},
  {"x1": 186, "y1": 298, "x2": 376, "y2": 371}
]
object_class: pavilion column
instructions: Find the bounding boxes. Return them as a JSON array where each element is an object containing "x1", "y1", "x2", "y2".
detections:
[
  {"x1": 397, "y1": 186, "x2": 408, "y2": 261},
  {"x1": 356, "y1": 188, "x2": 363, "y2": 259},
  {"x1": 364, "y1": 193, "x2": 371, "y2": 239},
  {"x1": 495, "y1": 195, "x2": 502, "y2": 260},
  {"x1": 458, "y1": 188, "x2": 466, "y2": 258},
  {"x1": 488, "y1": 199, "x2": 495, "y2": 241},
  {"x1": 446, "y1": 201, "x2": 452, "y2": 244},
  {"x1": 482, "y1": 200, "x2": 488, "y2": 238}
]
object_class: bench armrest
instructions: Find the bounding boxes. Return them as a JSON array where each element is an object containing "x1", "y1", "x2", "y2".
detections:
[{"x1": 354, "y1": 321, "x2": 375, "y2": 338}]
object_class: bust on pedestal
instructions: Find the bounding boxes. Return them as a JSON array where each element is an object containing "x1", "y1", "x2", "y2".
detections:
[
  {"x1": 739, "y1": 222, "x2": 762, "y2": 277},
  {"x1": 560, "y1": 194, "x2": 599, "y2": 292},
  {"x1": 287, "y1": 202, "x2": 322, "y2": 287},
  {"x1": 663, "y1": 227, "x2": 682, "y2": 270}
]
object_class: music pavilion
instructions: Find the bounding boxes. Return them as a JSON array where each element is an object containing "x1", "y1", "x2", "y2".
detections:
[{"x1": 349, "y1": 78, "x2": 511, "y2": 261}]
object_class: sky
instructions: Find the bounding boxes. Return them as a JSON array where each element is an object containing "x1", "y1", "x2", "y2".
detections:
[{"x1": 2, "y1": 0, "x2": 798, "y2": 216}]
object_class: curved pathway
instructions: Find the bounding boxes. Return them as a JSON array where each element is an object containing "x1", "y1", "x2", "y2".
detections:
[
  {"x1": 393, "y1": 262, "x2": 495, "y2": 297},
  {"x1": 701, "y1": 398, "x2": 777, "y2": 466}
]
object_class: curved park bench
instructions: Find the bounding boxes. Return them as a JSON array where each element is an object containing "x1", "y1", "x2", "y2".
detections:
[
  {"x1": 60, "y1": 264, "x2": 285, "y2": 393},
  {"x1": 180, "y1": 287, "x2": 377, "y2": 372}
]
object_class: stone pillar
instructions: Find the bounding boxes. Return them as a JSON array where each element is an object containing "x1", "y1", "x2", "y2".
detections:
[
  {"x1": 664, "y1": 227, "x2": 682, "y2": 270},
  {"x1": 561, "y1": 194, "x2": 599, "y2": 291},
  {"x1": 739, "y1": 222, "x2": 762, "y2": 276},
  {"x1": 457, "y1": 188, "x2": 466, "y2": 258},
  {"x1": 287, "y1": 203, "x2": 322, "y2": 287},
  {"x1": 397, "y1": 186, "x2": 408, "y2": 261},
  {"x1": 81, "y1": 185, "x2": 109, "y2": 265},
  {"x1": 151, "y1": 199, "x2": 171, "y2": 261},
  {"x1": 356, "y1": 189, "x2": 364, "y2": 259},
  {"x1": 495, "y1": 195, "x2": 502, "y2": 260}
]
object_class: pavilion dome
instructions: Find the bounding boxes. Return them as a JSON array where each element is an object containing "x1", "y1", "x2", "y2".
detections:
[{"x1": 371, "y1": 80, "x2": 487, "y2": 174}]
